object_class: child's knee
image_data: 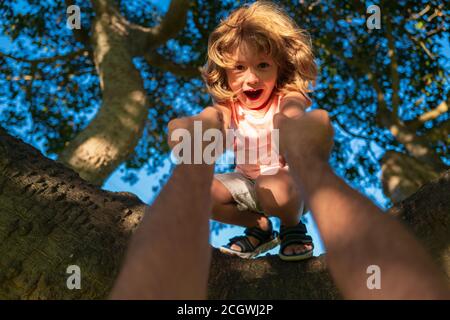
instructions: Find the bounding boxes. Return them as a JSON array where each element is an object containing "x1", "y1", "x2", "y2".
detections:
[
  {"x1": 256, "y1": 177, "x2": 300, "y2": 210},
  {"x1": 211, "y1": 179, "x2": 233, "y2": 204}
]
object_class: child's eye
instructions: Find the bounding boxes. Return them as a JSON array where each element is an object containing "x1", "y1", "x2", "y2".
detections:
[
  {"x1": 235, "y1": 65, "x2": 246, "y2": 71},
  {"x1": 258, "y1": 62, "x2": 270, "y2": 69}
]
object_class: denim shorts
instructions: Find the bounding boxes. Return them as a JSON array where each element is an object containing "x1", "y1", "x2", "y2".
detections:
[
  {"x1": 214, "y1": 172, "x2": 264, "y2": 214},
  {"x1": 214, "y1": 171, "x2": 306, "y2": 215}
]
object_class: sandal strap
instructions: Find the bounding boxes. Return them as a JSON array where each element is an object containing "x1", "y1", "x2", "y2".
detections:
[
  {"x1": 244, "y1": 218, "x2": 273, "y2": 243},
  {"x1": 226, "y1": 236, "x2": 256, "y2": 252},
  {"x1": 224, "y1": 218, "x2": 276, "y2": 254},
  {"x1": 280, "y1": 221, "x2": 307, "y2": 236},
  {"x1": 279, "y1": 222, "x2": 313, "y2": 251}
]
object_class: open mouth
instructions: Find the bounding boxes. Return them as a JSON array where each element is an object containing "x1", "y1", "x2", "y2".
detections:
[{"x1": 244, "y1": 89, "x2": 263, "y2": 101}]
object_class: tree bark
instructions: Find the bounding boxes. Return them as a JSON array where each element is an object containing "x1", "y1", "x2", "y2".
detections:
[
  {"x1": 381, "y1": 151, "x2": 442, "y2": 203},
  {"x1": 57, "y1": 0, "x2": 149, "y2": 186},
  {"x1": 1, "y1": 128, "x2": 448, "y2": 299}
]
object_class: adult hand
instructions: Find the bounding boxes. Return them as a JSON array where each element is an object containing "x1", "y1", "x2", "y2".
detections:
[{"x1": 273, "y1": 109, "x2": 334, "y2": 169}]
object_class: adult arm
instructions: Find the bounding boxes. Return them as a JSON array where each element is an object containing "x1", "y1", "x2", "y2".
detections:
[
  {"x1": 110, "y1": 164, "x2": 214, "y2": 299},
  {"x1": 111, "y1": 111, "x2": 223, "y2": 299},
  {"x1": 274, "y1": 110, "x2": 449, "y2": 299}
]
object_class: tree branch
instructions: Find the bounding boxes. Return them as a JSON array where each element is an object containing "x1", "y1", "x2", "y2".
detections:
[
  {"x1": 407, "y1": 4, "x2": 431, "y2": 21},
  {"x1": 128, "y1": 0, "x2": 190, "y2": 54},
  {"x1": 143, "y1": 51, "x2": 201, "y2": 78},
  {"x1": 0, "y1": 127, "x2": 450, "y2": 299},
  {"x1": 416, "y1": 99, "x2": 449, "y2": 123},
  {"x1": 422, "y1": 118, "x2": 450, "y2": 143},
  {"x1": 319, "y1": 42, "x2": 393, "y2": 127},
  {"x1": 331, "y1": 114, "x2": 373, "y2": 141},
  {"x1": 405, "y1": 32, "x2": 436, "y2": 59},
  {"x1": 1, "y1": 128, "x2": 449, "y2": 298},
  {"x1": 426, "y1": 4, "x2": 445, "y2": 22},
  {"x1": 385, "y1": 18, "x2": 400, "y2": 117},
  {"x1": 319, "y1": 43, "x2": 445, "y2": 169},
  {"x1": 405, "y1": 93, "x2": 449, "y2": 131},
  {"x1": 56, "y1": 0, "x2": 151, "y2": 185},
  {"x1": 147, "y1": 0, "x2": 189, "y2": 47},
  {"x1": 0, "y1": 49, "x2": 88, "y2": 64}
]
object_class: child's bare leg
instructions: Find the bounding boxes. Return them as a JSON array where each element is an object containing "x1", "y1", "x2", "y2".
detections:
[
  {"x1": 211, "y1": 179, "x2": 270, "y2": 251},
  {"x1": 255, "y1": 169, "x2": 313, "y2": 255}
]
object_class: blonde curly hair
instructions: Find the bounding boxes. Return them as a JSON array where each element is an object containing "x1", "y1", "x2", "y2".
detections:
[{"x1": 201, "y1": 1, "x2": 317, "y2": 104}]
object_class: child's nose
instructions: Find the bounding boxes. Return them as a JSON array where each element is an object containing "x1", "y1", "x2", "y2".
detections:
[{"x1": 244, "y1": 69, "x2": 259, "y2": 85}]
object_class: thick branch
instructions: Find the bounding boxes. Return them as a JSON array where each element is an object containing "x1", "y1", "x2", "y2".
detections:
[
  {"x1": 149, "y1": 0, "x2": 189, "y2": 47},
  {"x1": 1, "y1": 128, "x2": 449, "y2": 299},
  {"x1": 58, "y1": 0, "x2": 150, "y2": 185},
  {"x1": 383, "y1": 119, "x2": 447, "y2": 170},
  {"x1": 422, "y1": 118, "x2": 450, "y2": 143},
  {"x1": 143, "y1": 51, "x2": 201, "y2": 78}
]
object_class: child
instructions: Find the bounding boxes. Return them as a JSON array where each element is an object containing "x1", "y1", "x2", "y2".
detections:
[{"x1": 169, "y1": 1, "x2": 317, "y2": 261}]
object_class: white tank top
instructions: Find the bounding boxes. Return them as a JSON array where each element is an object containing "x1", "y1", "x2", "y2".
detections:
[{"x1": 230, "y1": 93, "x2": 285, "y2": 179}]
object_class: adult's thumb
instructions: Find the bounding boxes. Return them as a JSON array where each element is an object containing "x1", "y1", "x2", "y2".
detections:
[{"x1": 273, "y1": 112, "x2": 288, "y2": 129}]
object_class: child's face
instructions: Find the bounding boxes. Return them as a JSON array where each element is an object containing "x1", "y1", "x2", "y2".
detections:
[{"x1": 225, "y1": 43, "x2": 278, "y2": 109}]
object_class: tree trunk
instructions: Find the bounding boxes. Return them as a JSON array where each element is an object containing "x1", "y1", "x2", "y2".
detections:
[
  {"x1": 381, "y1": 150, "x2": 442, "y2": 203},
  {"x1": 57, "y1": 0, "x2": 149, "y2": 186},
  {"x1": 56, "y1": 0, "x2": 190, "y2": 186},
  {"x1": 1, "y1": 127, "x2": 448, "y2": 299}
]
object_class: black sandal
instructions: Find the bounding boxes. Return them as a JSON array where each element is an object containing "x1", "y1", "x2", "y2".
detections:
[
  {"x1": 219, "y1": 219, "x2": 280, "y2": 259},
  {"x1": 278, "y1": 221, "x2": 314, "y2": 261}
]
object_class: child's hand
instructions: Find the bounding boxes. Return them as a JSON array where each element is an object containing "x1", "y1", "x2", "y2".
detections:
[
  {"x1": 273, "y1": 109, "x2": 334, "y2": 169},
  {"x1": 167, "y1": 107, "x2": 224, "y2": 150},
  {"x1": 167, "y1": 107, "x2": 226, "y2": 165}
]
